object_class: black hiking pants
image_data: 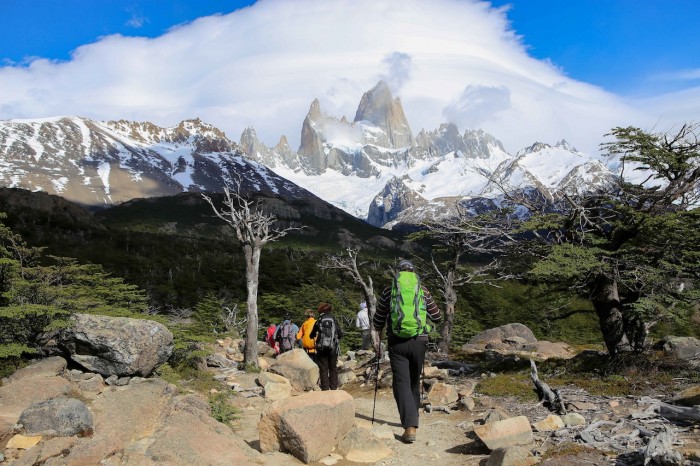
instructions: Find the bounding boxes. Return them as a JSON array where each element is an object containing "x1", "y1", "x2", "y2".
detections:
[
  {"x1": 388, "y1": 335, "x2": 427, "y2": 429},
  {"x1": 316, "y1": 348, "x2": 338, "y2": 390}
]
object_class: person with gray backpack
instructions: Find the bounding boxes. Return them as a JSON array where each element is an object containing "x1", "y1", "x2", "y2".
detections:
[
  {"x1": 310, "y1": 302, "x2": 343, "y2": 390},
  {"x1": 372, "y1": 260, "x2": 441, "y2": 444},
  {"x1": 274, "y1": 314, "x2": 299, "y2": 354}
]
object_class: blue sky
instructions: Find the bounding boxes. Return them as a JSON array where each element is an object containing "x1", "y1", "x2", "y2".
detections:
[
  {"x1": 3, "y1": 0, "x2": 697, "y2": 97},
  {"x1": 0, "y1": 1, "x2": 253, "y2": 62},
  {"x1": 490, "y1": 0, "x2": 700, "y2": 96},
  {"x1": 0, "y1": 0, "x2": 698, "y2": 154}
]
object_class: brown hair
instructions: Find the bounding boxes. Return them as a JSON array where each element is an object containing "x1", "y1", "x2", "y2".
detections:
[
  {"x1": 305, "y1": 308, "x2": 315, "y2": 318},
  {"x1": 317, "y1": 302, "x2": 331, "y2": 314}
]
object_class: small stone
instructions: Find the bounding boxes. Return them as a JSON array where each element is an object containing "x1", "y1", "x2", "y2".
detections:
[
  {"x1": 6, "y1": 434, "x2": 42, "y2": 450},
  {"x1": 562, "y1": 413, "x2": 586, "y2": 427},
  {"x1": 457, "y1": 397, "x2": 475, "y2": 411},
  {"x1": 532, "y1": 414, "x2": 564, "y2": 432}
]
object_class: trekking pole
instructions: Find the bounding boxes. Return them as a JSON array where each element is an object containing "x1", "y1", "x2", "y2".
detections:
[{"x1": 371, "y1": 344, "x2": 381, "y2": 426}]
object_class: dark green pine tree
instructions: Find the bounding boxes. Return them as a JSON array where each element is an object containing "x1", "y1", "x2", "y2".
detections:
[
  {"x1": 516, "y1": 124, "x2": 700, "y2": 354},
  {"x1": 0, "y1": 213, "x2": 149, "y2": 363}
]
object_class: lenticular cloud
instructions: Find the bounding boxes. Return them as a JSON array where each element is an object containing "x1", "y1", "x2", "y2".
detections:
[{"x1": 0, "y1": 0, "x2": 692, "y2": 155}]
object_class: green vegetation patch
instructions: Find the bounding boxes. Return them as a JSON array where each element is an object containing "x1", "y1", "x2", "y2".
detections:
[
  {"x1": 540, "y1": 442, "x2": 613, "y2": 461},
  {"x1": 475, "y1": 374, "x2": 538, "y2": 401},
  {"x1": 208, "y1": 391, "x2": 239, "y2": 426}
]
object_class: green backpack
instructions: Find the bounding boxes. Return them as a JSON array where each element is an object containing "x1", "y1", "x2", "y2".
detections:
[{"x1": 389, "y1": 271, "x2": 428, "y2": 338}]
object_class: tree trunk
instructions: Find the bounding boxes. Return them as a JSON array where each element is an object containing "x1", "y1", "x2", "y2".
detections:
[
  {"x1": 362, "y1": 279, "x2": 381, "y2": 350},
  {"x1": 243, "y1": 245, "x2": 261, "y2": 367},
  {"x1": 438, "y1": 271, "x2": 457, "y2": 353},
  {"x1": 623, "y1": 314, "x2": 648, "y2": 352},
  {"x1": 591, "y1": 276, "x2": 632, "y2": 355}
]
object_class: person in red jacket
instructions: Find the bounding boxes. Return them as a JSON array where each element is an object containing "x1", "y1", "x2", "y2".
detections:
[{"x1": 266, "y1": 322, "x2": 279, "y2": 355}]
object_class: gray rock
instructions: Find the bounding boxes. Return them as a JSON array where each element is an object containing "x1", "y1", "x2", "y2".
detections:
[
  {"x1": 56, "y1": 313, "x2": 173, "y2": 377},
  {"x1": 467, "y1": 323, "x2": 537, "y2": 346},
  {"x1": 19, "y1": 397, "x2": 93, "y2": 436},
  {"x1": 654, "y1": 336, "x2": 700, "y2": 365}
]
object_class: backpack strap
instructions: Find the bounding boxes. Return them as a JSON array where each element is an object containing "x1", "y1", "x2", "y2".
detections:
[{"x1": 412, "y1": 274, "x2": 423, "y2": 332}]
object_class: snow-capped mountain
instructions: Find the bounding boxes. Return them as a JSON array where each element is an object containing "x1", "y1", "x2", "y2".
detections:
[
  {"x1": 0, "y1": 116, "x2": 309, "y2": 207},
  {"x1": 0, "y1": 81, "x2": 619, "y2": 229},
  {"x1": 242, "y1": 81, "x2": 618, "y2": 227}
]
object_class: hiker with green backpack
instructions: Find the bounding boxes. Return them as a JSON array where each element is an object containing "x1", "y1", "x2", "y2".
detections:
[{"x1": 373, "y1": 260, "x2": 441, "y2": 444}]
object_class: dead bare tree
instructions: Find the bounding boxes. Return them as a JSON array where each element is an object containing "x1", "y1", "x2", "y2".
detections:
[
  {"x1": 319, "y1": 247, "x2": 382, "y2": 348},
  {"x1": 222, "y1": 303, "x2": 247, "y2": 336},
  {"x1": 421, "y1": 211, "x2": 517, "y2": 353},
  {"x1": 202, "y1": 184, "x2": 299, "y2": 368}
]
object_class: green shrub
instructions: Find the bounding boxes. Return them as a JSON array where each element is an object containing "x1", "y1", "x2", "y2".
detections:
[{"x1": 208, "y1": 391, "x2": 239, "y2": 426}]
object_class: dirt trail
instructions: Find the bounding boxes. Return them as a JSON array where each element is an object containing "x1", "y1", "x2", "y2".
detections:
[{"x1": 342, "y1": 383, "x2": 489, "y2": 466}]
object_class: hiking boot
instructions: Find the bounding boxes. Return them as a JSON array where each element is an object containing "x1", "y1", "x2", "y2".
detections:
[{"x1": 401, "y1": 427, "x2": 416, "y2": 443}]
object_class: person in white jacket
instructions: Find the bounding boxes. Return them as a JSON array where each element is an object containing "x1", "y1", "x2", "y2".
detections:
[{"x1": 355, "y1": 301, "x2": 371, "y2": 350}]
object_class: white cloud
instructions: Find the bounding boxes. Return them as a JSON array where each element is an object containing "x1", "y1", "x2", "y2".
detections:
[
  {"x1": 443, "y1": 85, "x2": 512, "y2": 129},
  {"x1": 379, "y1": 52, "x2": 413, "y2": 93},
  {"x1": 651, "y1": 68, "x2": 700, "y2": 82},
  {"x1": 0, "y1": 0, "x2": 696, "y2": 155},
  {"x1": 125, "y1": 9, "x2": 148, "y2": 29}
]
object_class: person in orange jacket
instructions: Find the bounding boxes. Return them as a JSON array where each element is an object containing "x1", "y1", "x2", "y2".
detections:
[{"x1": 297, "y1": 308, "x2": 317, "y2": 359}]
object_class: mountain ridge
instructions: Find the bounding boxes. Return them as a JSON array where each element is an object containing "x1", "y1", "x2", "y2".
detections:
[{"x1": 0, "y1": 82, "x2": 619, "y2": 228}]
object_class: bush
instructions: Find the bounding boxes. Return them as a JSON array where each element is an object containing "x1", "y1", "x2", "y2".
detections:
[{"x1": 208, "y1": 391, "x2": 239, "y2": 426}]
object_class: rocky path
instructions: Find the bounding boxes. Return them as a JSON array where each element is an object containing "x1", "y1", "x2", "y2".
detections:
[
  {"x1": 227, "y1": 365, "x2": 700, "y2": 466},
  {"x1": 231, "y1": 381, "x2": 489, "y2": 465}
]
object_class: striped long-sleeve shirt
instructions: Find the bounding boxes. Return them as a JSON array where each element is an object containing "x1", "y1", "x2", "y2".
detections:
[{"x1": 373, "y1": 281, "x2": 441, "y2": 336}]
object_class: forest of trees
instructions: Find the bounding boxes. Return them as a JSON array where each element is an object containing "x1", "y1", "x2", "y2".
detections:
[{"x1": 0, "y1": 124, "x2": 698, "y2": 373}]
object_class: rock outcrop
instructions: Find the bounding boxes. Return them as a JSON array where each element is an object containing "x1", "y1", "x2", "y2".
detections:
[
  {"x1": 462, "y1": 323, "x2": 575, "y2": 360},
  {"x1": 0, "y1": 358, "x2": 253, "y2": 465},
  {"x1": 354, "y1": 80, "x2": 414, "y2": 149}
]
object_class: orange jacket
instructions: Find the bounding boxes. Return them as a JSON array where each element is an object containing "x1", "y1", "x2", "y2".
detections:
[{"x1": 297, "y1": 317, "x2": 316, "y2": 353}]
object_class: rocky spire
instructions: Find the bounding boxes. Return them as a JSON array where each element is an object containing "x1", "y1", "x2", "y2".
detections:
[
  {"x1": 353, "y1": 81, "x2": 414, "y2": 148},
  {"x1": 274, "y1": 135, "x2": 292, "y2": 158},
  {"x1": 297, "y1": 99, "x2": 326, "y2": 172},
  {"x1": 239, "y1": 126, "x2": 268, "y2": 158}
]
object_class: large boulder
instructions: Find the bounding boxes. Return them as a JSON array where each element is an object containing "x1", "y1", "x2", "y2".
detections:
[
  {"x1": 56, "y1": 313, "x2": 174, "y2": 377},
  {"x1": 462, "y1": 323, "x2": 575, "y2": 360},
  {"x1": 468, "y1": 323, "x2": 537, "y2": 345},
  {"x1": 473, "y1": 416, "x2": 534, "y2": 451},
  {"x1": 258, "y1": 390, "x2": 355, "y2": 463},
  {"x1": 654, "y1": 336, "x2": 700, "y2": 366},
  {"x1": 269, "y1": 348, "x2": 320, "y2": 391}
]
